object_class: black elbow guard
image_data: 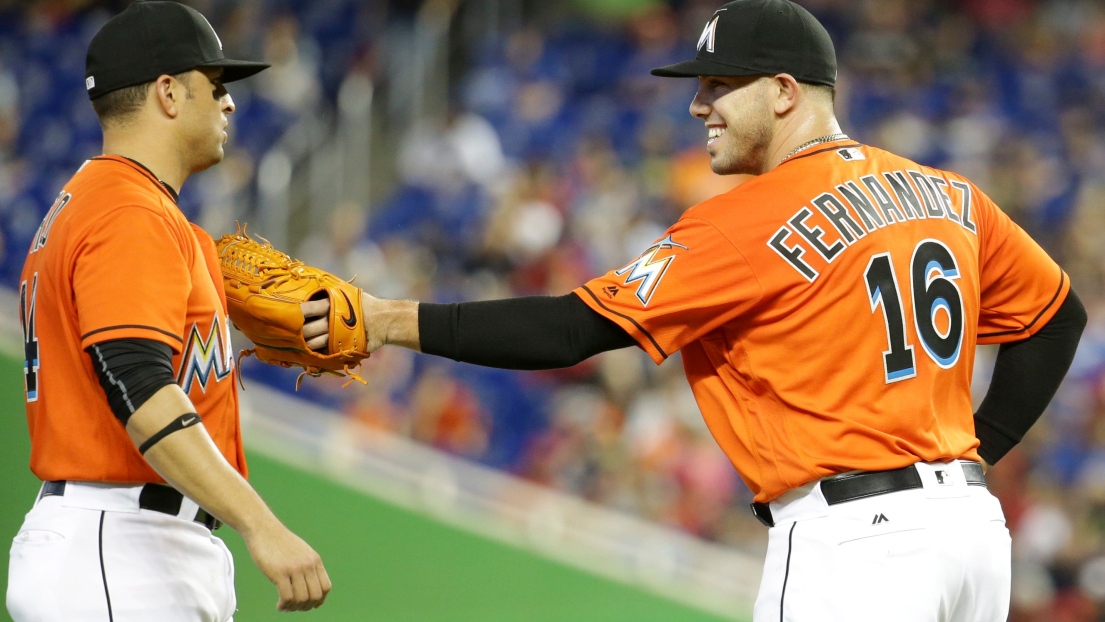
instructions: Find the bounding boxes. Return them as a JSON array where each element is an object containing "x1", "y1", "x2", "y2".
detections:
[{"x1": 87, "y1": 338, "x2": 178, "y2": 425}]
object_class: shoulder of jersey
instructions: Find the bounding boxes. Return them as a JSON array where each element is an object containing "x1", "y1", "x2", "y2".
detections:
[
  {"x1": 680, "y1": 166, "x2": 811, "y2": 222},
  {"x1": 679, "y1": 144, "x2": 974, "y2": 224},
  {"x1": 66, "y1": 158, "x2": 178, "y2": 216},
  {"x1": 846, "y1": 143, "x2": 964, "y2": 181}
]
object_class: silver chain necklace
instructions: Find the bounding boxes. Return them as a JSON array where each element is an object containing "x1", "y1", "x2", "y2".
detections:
[{"x1": 783, "y1": 133, "x2": 850, "y2": 161}]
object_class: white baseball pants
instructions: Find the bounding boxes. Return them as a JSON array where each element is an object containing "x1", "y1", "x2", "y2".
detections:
[
  {"x1": 754, "y1": 460, "x2": 1011, "y2": 622},
  {"x1": 7, "y1": 482, "x2": 236, "y2": 622}
]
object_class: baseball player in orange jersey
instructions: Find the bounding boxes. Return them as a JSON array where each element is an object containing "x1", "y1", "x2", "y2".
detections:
[
  {"x1": 300, "y1": 0, "x2": 1085, "y2": 620},
  {"x1": 8, "y1": 2, "x2": 330, "y2": 620}
]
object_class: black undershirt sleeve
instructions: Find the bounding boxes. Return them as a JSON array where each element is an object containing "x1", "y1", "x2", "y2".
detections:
[
  {"x1": 974, "y1": 289, "x2": 1088, "y2": 465},
  {"x1": 419, "y1": 294, "x2": 637, "y2": 370},
  {"x1": 419, "y1": 289, "x2": 1086, "y2": 465},
  {"x1": 87, "y1": 338, "x2": 177, "y2": 425}
]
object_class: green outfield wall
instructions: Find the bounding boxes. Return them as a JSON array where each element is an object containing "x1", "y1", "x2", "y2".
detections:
[{"x1": 0, "y1": 354, "x2": 738, "y2": 621}]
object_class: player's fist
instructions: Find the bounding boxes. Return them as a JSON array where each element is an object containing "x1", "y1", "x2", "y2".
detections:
[{"x1": 243, "y1": 521, "x2": 332, "y2": 612}]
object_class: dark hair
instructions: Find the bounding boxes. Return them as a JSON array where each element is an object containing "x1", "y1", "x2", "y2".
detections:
[
  {"x1": 90, "y1": 71, "x2": 193, "y2": 127},
  {"x1": 801, "y1": 82, "x2": 836, "y2": 106}
]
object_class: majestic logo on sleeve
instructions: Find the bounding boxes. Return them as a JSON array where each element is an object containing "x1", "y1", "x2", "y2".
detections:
[
  {"x1": 698, "y1": 15, "x2": 719, "y2": 53},
  {"x1": 615, "y1": 235, "x2": 688, "y2": 307},
  {"x1": 177, "y1": 313, "x2": 234, "y2": 393}
]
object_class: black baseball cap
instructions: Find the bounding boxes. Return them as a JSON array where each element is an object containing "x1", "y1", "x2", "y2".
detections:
[
  {"x1": 652, "y1": 0, "x2": 836, "y2": 86},
  {"x1": 85, "y1": 0, "x2": 270, "y2": 100}
]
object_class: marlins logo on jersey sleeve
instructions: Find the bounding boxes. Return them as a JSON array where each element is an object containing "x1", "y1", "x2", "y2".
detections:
[
  {"x1": 614, "y1": 235, "x2": 688, "y2": 306},
  {"x1": 576, "y1": 141, "x2": 1070, "y2": 503},
  {"x1": 20, "y1": 156, "x2": 247, "y2": 483},
  {"x1": 576, "y1": 217, "x2": 763, "y2": 363},
  {"x1": 177, "y1": 312, "x2": 235, "y2": 392}
]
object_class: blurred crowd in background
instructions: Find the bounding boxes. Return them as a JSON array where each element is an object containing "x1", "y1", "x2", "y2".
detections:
[{"x1": 5, "y1": 0, "x2": 1105, "y2": 619}]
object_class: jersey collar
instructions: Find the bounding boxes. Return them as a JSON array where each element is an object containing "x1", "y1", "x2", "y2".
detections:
[
  {"x1": 92, "y1": 155, "x2": 180, "y2": 204},
  {"x1": 777, "y1": 139, "x2": 863, "y2": 167}
]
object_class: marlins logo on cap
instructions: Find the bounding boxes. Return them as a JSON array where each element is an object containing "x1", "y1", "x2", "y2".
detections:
[
  {"x1": 698, "y1": 15, "x2": 719, "y2": 53},
  {"x1": 651, "y1": 0, "x2": 837, "y2": 87},
  {"x1": 85, "y1": 1, "x2": 268, "y2": 100}
]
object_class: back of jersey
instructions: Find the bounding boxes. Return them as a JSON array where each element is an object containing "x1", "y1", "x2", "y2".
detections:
[
  {"x1": 578, "y1": 140, "x2": 1068, "y2": 501},
  {"x1": 727, "y1": 142, "x2": 1067, "y2": 497}
]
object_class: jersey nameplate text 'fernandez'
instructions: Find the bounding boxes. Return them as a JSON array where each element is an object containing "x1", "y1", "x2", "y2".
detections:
[{"x1": 768, "y1": 169, "x2": 977, "y2": 282}]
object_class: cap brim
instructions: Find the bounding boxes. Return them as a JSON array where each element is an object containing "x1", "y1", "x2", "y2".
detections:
[
  {"x1": 199, "y1": 58, "x2": 271, "y2": 83},
  {"x1": 651, "y1": 58, "x2": 763, "y2": 78}
]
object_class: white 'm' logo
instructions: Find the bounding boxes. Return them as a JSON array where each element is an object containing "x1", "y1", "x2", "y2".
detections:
[
  {"x1": 698, "y1": 16, "x2": 719, "y2": 53},
  {"x1": 615, "y1": 235, "x2": 689, "y2": 307}
]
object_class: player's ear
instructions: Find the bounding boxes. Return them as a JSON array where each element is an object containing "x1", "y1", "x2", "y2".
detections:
[
  {"x1": 772, "y1": 73, "x2": 800, "y2": 116},
  {"x1": 153, "y1": 74, "x2": 181, "y2": 119}
]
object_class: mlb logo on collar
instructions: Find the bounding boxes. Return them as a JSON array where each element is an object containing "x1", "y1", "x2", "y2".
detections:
[{"x1": 837, "y1": 147, "x2": 865, "y2": 161}]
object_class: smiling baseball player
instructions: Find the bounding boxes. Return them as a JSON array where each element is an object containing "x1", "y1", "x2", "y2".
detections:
[{"x1": 292, "y1": 0, "x2": 1086, "y2": 620}]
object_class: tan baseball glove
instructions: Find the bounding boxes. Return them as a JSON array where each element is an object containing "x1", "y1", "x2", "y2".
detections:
[{"x1": 215, "y1": 225, "x2": 369, "y2": 389}]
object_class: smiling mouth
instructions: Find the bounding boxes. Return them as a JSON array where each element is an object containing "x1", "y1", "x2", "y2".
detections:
[{"x1": 707, "y1": 127, "x2": 726, "y2": 147}]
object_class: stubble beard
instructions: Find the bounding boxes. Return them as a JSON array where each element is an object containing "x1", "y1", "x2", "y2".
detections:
[
  {"x1": 186, "y1": 131, "x2": 224, "y2": 174},
  {"x1": 710, "y1": 109, "x2": 773, "y2": 177},
  {"x1": 179, "y1": 81, "x2": 225, "y2": 174}
]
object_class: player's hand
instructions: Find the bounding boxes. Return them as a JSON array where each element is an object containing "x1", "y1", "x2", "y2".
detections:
[
  {"x1": 361, "y1": 292, "x2": 388, "y2": 353},
  {"x1": 302, "y1": 294, "x2": 407, "y2": 353},
  {"x1": 301, "y1": 299, "x2": 329, "y2": 351},
  {"x1": 243, "y1": 521, "x2": 331, "y2": 611}
]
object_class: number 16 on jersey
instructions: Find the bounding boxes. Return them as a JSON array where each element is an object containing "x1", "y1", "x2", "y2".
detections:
[{"x1": 865, "y1": 240, "x2": 965, "y2": 384}]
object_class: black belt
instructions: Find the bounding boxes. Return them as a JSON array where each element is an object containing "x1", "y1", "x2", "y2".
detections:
[
  {"x1": 40, "y1": 481, "x2": 221, "y2": 531},
  {"x1": 750, "y1": 462, "x2": 986, "y2": 528}
]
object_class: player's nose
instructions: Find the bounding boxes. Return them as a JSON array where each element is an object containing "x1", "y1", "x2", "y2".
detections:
[
  {"x1": 223, "y1": 93, "x2": 235, "y2": 114},
  {"x1": 689, "y1": 89, "x2": 711, "y2": 119}
]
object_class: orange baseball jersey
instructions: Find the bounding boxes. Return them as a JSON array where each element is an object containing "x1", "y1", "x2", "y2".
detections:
[
  {"x1": 575, "y1": 139, "x2": 1068, "y2": 503},
  {"x1": 18, "y1": 155, "x2": 246, "y2": 483}
]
